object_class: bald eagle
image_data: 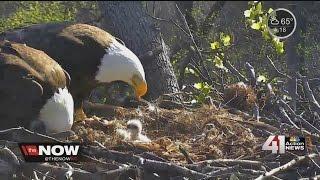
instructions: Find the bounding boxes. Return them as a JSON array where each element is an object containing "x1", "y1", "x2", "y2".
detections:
[
  {"x1": 1, "y1": 23, "x2": 147, "y2": 121},
  {"x1": 0, "y1": 41, "x2": 73, "y2": 134}
]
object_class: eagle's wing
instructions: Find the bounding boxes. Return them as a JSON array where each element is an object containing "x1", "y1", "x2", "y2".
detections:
[{"x1": 0, "y1": 46, "x2": 44, "y2": 129}]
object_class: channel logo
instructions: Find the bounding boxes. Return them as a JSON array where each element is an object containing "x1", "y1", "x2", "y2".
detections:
[
  {"x1": 19, "y1": 143, "x2": 81, "y2": 162},
  {"x1": 262, "y1": 135, "x2": 305, "y2": 154}
]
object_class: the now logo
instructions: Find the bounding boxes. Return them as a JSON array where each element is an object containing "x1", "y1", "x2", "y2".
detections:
[
  {"x1": 39, "y1": 145, "x2": 79, "y2": 156},
  {"x1": 262, "y1": 135, "x2": 285, "y2": 154},
  {"x1": 19, "y1": 143, "x2": 82, "y2": 162}
]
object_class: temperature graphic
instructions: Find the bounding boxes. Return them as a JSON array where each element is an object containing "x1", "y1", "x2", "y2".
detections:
[{"x1": 267, "y1": 8, "x2": 296, "y2": 39}]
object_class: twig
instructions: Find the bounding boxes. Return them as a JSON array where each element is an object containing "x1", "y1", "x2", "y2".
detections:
[
  {"x1": 255, "y1": 153, "x2": 319, "y2": 180},
  {"x1": 0, "y1": 127, "x2": 63, "y2": 143},
  {"x1": 266, "y1": 55, "x2": 291, "y2": 79},
  {"x1": 139, "y1": 152, "x2": 168, "y2": 162},
  {"x1": 179, "y1": 145, "x2": 194, "y2": 164},
  {"x1": 20, "y1": 162, "x2": 138, "y2": 180},
  {"x1": 175, "y1": 3, "x2": 215, "y2": 86},
  {"x1": 227, "y1": 117, "x2": 279, "y2": 132},
  {"x1": 195, "y1": 159, "x2": 279, "y2": 170},
  {"x1": 147, "y1": 14, "x2": 189, "y2": 36},
  {"x1": 245, "y1": 62, "x2": 257, "y2": 87},
  {"x1": 20, "y1": 163, "x2": 92, "y2": 180},
  {"x1": 208, "y1": 165, "x2": 240, "y2": 176},
  {"x1": 298, "y1": 73, "x2": 320, "y2": 115},
  {"x1": 278, "y1": 106, "x2": 300, "y2": 129},
  {"x1": 279, "y1": 100, "x2": 320, "y2": 134},
  {"x1": 82, "y1": 146, "x2": 210, "y2": 179},
  {"x1": 212, "y1": 99, "x2": 281, "y2": 127},
  {"x1": 142, "y1": 158, "x2": 210, "y2": 179},
  {"x1": 225, "y1": 60, "x2": 248, "y2": 83}
]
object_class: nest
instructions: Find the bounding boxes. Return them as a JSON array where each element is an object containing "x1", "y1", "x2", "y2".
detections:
[
  {"x1": 223, "y1": 82, "x2": 257, "y2": 111},
  {"x1": 1, "y1": 103, "x2": 318, "y2": 179},
  {"x1": 71, "y1": 104, "x2": 264, "y2": 164}
]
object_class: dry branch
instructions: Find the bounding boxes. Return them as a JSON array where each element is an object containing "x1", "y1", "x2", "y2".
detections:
[
  {"x1": 245, "y1": 62, "x2": 257, "y2": 87},
  {"x1": 279, "y1": 100, "x2": 320, "y2": 134},
  {"x1": 0, "y1": 127, "x2": 63, "y2": 143},
  {"x1": 207, "y1": 165, "x2": 240, "y2": 177},
  {"x1": 278, "y1": 106, "x2": 300, "y2": 129},
  {"x1": 175, "y1": 3, "x2": 216, "y2": 86},
  {"x1": 195, "y1": 159, "x2": 279, "y2": 170},
  {"x1": 266, "y1": 55, "x2": 291, "y2": 80},
  {"x1": 82, "y1": 146, "x2": 210, "y2": 179},
  {"x1": 225, "y1": 60, "x2": 249, "y2": 83},
  {"x1": 298, "y1": 73, "x2": 320, "y2": 115},
  {"x1": 255, "y1": 153, "x2": 319, "y2": 180},
  {"x1": 142, "y1": 159, "x2": 210, "y2": 179}
]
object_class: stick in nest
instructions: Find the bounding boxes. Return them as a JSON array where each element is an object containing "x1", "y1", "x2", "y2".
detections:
[{"x1": 255, "y1": 153, "x2": 319, "y2": 180}]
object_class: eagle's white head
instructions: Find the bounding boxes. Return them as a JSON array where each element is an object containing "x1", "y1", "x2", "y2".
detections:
[{"x1": 95, "y1": 38, "x2": 147, "y2": 100}]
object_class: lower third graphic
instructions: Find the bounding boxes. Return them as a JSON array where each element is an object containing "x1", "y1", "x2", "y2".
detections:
[
  {"x1": 262, "y1": 135, "x2": 305, "y2": 154},
  {"x1": 19, "y1": 143, "x2": 81, "y2": 162}
]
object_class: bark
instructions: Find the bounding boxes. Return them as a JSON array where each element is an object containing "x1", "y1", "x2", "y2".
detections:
[
  {"x1": 285, "y1": 2, "x2": 306, "y2": 111},
  {"x1": 98, "y1": 1, "x2": 180, "y2": 101}
]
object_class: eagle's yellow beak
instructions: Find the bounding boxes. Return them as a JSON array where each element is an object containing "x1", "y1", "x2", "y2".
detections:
[{"x1": 131, "y1": 74, "x2": 147, "y2": 100}]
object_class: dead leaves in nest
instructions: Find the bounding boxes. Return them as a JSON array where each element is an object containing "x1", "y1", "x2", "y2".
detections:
[
  {"x1": 223, "y1": 82, "x2": 257, "y2": 111},
  {"x1": 71, "y1": 105, "x2": 263, "y2": 164}
]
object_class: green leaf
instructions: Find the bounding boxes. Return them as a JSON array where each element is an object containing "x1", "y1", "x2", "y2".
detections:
[
  {"x1": 222, "y1": 35, "x2": 231, "y2": 46},
  {"x1": 244, "y1": 10, "x2": 251, "y2": 18},
  {"x1": 210, "y1": 42, "x2": 220, "y2": 50},
  {"x1": 256, "y1": 2, "x2": 263, "y2": 14},
  {"x1": 251, "y1": 22, "x2": 261, "y2": 30},
  {"x1": 268, "y1": 8, "x2": 274, "y2": 14},
  {"x1": 257, "y1": 75, "x2": 267, "y2": 82},
  {"x1": 194, "y1": 82, "x2": 203, "y2": 90},
  {"x1": 262, "y1": 29, "x2": 271, "y2": 40},
  {"x1": 214, "y1": 56, "x2": 223, "y2": 68},
  {"x1": 185, "y1": 67, "x2": 195, "y2": 75},
  {"x1": 273, "y1": 38, "x2": 284, "y2": 54}
]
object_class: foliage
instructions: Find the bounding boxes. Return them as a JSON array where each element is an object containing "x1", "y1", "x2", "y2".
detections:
[
  {"x1": 244, "y1": 1, "x2": 284, "y2": 54},
  {"x1": 210, "y1": 32, "x2": 232, "y2": 72},
  {"x1": 192, "y1": 82, "x2": 212, "y2": 104},
  {"x1": 187, "y1": 32, "x2": 232, "y2": 104},
  {"x1": 0, "y1": 1, "x2": 77, "y2": 33}
]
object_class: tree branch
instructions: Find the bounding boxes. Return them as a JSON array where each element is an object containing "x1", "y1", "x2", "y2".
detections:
[
  {"x1": 298, "y1": 73, "x2": 320, "y2": 115},
  {"x1": 255, "y1": 153, "x2": 319, "y2": 180},
  {"x1": 225, "y1": 60, "x2": 248, "y2": 83}
]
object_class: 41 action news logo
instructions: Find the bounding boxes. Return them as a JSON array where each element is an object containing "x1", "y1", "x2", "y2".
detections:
[
  {"x1": 262, "y1": 135, "x2": 305, "y2": 154},
  {"x1": 19, "y1": 143, "x2": 81, "y2": 162}
]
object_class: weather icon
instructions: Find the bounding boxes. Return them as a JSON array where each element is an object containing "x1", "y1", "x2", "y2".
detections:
[{"x1": 270, "y1": 16, "x2": 279, "y2": 26}]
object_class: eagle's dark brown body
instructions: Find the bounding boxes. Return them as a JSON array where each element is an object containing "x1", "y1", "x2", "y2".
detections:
[
  {"x1": 1, "y1": 23, "x2": 115, "y2": 120},
  {"x1": 0, "y1": 41, "x2": 69, "y2": 130},
  {"x1": 1, "y1": 22, "x2": 148, "y2": 122}
]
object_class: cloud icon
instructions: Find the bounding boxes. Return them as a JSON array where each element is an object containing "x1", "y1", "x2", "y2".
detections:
[{"x1": 270, "y1": 17, "x2": 279, "y2": 26}]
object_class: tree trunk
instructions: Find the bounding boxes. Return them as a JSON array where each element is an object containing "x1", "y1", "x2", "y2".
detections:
[
  {"x1": 98, "y1": 1, "x2": 180, "y2": 101},
  {"x1": 285, "y1": 2, "x2": 306, "y2": 111}
]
